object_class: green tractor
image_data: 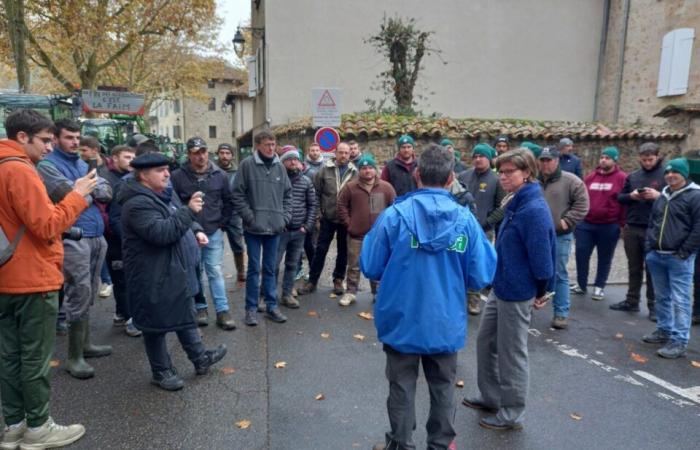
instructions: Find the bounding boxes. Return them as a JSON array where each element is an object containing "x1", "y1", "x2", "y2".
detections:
[{"x1": 0, "y1": 92, "x2": 73, "y2": 138}]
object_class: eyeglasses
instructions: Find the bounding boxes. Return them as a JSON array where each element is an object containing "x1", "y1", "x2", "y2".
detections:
[
  {"x1": 497, "y1": 168, "x2": 520, "y2": 177},
  {"x1": 32, "y1": 135, "x2": 53, "y2": 145}
]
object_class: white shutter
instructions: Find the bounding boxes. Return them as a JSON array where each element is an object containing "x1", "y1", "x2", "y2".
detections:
[
  {"x1": 668, "y1": 28, "x2": 695, "y2": 95},
  {"x1": 657, "y1": 32, "x2": 674, "y2": 96},
  {"x1": 256, "y1": 44, "x2": 264, "y2": 91},
  {"x1": 247, "y1": 56, "x2": 257, "y2": 98}
]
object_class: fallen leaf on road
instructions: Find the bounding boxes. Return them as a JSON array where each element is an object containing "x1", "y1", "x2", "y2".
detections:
[
  {"x1": 274, "y1": 361, "x2": 287, "y2": 369},
  {"x1": 614, "y1": 333, "x2": 623, "y2": 339},
  {"x1": 307, "y1": 310, "x2": 318, "y2": 317},
  {"x1": 329, "y1": 293, "x2": 338, "y2": 298},
  {"x1": 570, "y1": 413, "x2": 582, "y2": 421},
  {"x1": 49, "y1": 359, "x2": 60, "y2": 368},
  {"x1": 358, "y1": 311, "x2": 374, "y2": 320},
  {"x1": 353, "y1": 334, "x2": 366, "y2": 341},
  {"x1": 456, "y1": 380, "x2": 465, "y2": 388},
  {"x1": 315, "y1": 393, "x2": 325, "y2": 401},
  {"x1": 235, "y1": 419, "x2": 251, "y2": 429},
  {"x1": 691, "y1": 360, "x2": 700, "y2": 368},
  {"x1": 630, "y1": 352, "x2": 648, "y2": 363},
  {"x1": 220, "y1": 367, "x2": 236, "y2": 375},
  {"x1": 321, "y1": 332, "x2": 331, "y2": 339}
]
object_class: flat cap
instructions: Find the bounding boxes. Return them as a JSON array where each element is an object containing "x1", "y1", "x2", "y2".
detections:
[{"x1": 130, "y1": 152, "x2": 171, "y2": 169}]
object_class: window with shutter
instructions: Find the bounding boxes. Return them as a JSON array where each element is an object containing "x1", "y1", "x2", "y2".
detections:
[
  {"x1": 247, "y1": 56, "x2": 257, "y2": 98},
  {"x1": 657, "y1": 28, "x2": 695, "y2": 97}
]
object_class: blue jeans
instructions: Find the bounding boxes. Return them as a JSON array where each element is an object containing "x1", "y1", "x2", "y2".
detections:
[
  {"x1": 276, "y1": 230, "x2": 306, "y2": 296},
  {"x1": 244, "y1": 232, "x2": 280, "y2": 312},
  {"x1": 100, "y1": 260, "x2": 112, "y2": 284},
  {"x1": 552, "y1": 233, "x2": 573, "y2": 317},
  {"x1": 199, "y1": 229, "x2": 229, "y2": 313},
  {"x1": 142, "y1": 326, "x2": 205, "y2": 375},
  {"x1": 574, "y1": 221, "x2": 620, "y2": 290},
  {"x1": 646, "y1": 251, "x2": 695, "y2": 345}
]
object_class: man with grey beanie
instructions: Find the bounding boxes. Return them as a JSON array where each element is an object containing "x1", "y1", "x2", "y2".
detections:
[{"x1": 559, "y1": 138, "x2": 583, "y2": 178}]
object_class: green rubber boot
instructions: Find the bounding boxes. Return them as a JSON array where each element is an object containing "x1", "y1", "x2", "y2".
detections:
[
  {"x1": 83, "y1": 318, "x2": 112, "y2": 358},
  {"x1": 65, "y1": 320, "x2": 95, "y2": 379}
]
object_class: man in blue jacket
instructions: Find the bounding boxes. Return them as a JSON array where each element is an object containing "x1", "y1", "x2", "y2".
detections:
[{"x1": 361, "y1": 144, "x2": 496, "y2": 450}]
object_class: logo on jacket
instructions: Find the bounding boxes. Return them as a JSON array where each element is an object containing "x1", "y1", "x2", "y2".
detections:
[
  {"x1": 410, "y1": 235, "x2": 467, "y2": 253},
  {"x1": 589, "y1": 182, "x2": 613, "y2": 191},
  {"x1": 479, "y1": 182, "x2": 487, "y2": 192}
]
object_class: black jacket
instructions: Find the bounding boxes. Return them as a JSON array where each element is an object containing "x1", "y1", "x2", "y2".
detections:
[
  {"x1": 171, "y1": 161, "x2": 233, "y2": 235},
  {"x1": 287, "y1": 172, "x2": 317, "y2": 231},
  {"x1": 119, "y1": 179, "x2": 202, "y2": 333},
  {"x1": 617, "y1": 158, "x2": 666, "y2": 227},
  {"x1": 646, "y1": 183, "x2": 700, "y2": 258},
  {"x1": 382, "y1": 158, "x2": 417, "y2": 197}
]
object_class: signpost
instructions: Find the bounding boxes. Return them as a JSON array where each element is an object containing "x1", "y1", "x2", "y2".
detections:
[
  {"x1": 314, "y1": 127, "x2": 340, "y2": 152},
  {"x1": 82, "y1": 89, "x2": 146, "y2": 115},
  {"x1": 312, "y1": 88, "x2": 341, "y2": 128}
]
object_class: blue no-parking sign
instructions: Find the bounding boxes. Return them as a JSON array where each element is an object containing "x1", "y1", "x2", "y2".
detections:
[{"x1": 314, "y1": 127, "x2": 340, "y2": 152}]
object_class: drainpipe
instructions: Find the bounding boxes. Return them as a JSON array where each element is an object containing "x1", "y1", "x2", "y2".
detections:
[
  {"x1": 593, "y1": 0, "x2": 611, "y2": 121},
  {"x1": 613, "y1": 0, "x2": 631, "y2": 123}
]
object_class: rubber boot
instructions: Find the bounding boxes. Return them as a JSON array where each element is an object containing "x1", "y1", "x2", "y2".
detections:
[
  {"x1": 83, "y1": 318, "x2": 112, "y2": 358},
  {"x1": 234, "y1": 252, "x2": 246, "y2": 282},
  {"x1": 65, "y1": 320, "x2": 95, "y2": 379}
]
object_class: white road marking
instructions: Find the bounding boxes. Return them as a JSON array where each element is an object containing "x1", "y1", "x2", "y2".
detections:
[
  {"x1": 614, "y1": 375, "x2": 645, "y2": 387},
  {"x1": 633, "y1": 370, "x2": 700, "y2": 405}
]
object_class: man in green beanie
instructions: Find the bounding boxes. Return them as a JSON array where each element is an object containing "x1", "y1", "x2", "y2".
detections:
[
  {"x1": 381, "y1": 135, "x2": 418, "y2": 196},
  {"x1": 440, "y1": 138, "x2": 467, "y2": 173},
  {"x1": 458, "y1": 142, "x2": 505, "y2": 315},
  {"x1": 643, "y1": 157, "x2": 700, "y2": 359},
  {"x1": 521, "y1": 141, "x2": 542, "y2": 159}
]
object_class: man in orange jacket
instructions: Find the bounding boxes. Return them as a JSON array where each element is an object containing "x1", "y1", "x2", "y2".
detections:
[{"x1": 0, "y1": 109, "x2": 97, "y2": 450}]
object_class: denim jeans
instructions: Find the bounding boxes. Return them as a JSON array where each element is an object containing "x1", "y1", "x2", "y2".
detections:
[
  {"x1": 244, "y1": 232, "x2": 280, "y2": 312},
  {"x1": 142, "y1": 327, "x2": 205, "y2": 375},
  {"x1": 100, "y1": 260, "x2": 112, "y2": 284},
  {"x1": 199, "y1": 229, "x2": 229, "y2": 313},
  {"x1": 552, "y1": 233, "x2": 573, "y2": 318},
  {"x1": 574, "y1": 221, "x2": 620, "y2": 290},
  {"x1": 646, "y1": 251, "x2": 695, "y2": 345},
  {"x1": 275, "y1": 230, "x2": 305, "y2": 296}
]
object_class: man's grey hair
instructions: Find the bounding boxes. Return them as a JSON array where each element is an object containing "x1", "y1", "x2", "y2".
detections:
[{"x1": 418, "y1": 144, "x2": 454, "y2": 186}]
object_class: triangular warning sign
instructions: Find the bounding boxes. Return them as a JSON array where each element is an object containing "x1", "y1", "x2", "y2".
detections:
[{"x1": 318, "y1": 90, "x2": 336, "y2": 107}]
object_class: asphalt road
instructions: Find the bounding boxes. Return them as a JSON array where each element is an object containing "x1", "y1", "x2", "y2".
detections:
[{"x1": 10, "y1": 262, "x2": 700, "y2": 450}]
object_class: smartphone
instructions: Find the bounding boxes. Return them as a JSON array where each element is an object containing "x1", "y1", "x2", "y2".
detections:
[
  {"x1": 636, "y1": 187, "x2": 647, "y2": 193},
  {"x1": 541, "y1": 292, "x2": 555, "y2": 303},
  {"x1": 87, "y1": 159, "x2": 98, "y2": 171}
]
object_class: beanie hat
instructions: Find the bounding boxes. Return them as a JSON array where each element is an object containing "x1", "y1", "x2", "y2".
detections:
[
  {"x1": 521, "y1": 141, "x2": 542, "y2": 158},
  {"x1": 356, "y1": 153, "x2": 377, "y2": 169},
  {"x1": 397, "y1": 134, "x2": 415, "y2": 148},
  {"x1": 440, "y1": 138, "x2": 454, "y2": 147},
  {"x1": 602, "y1": 146, "x2": 619, "y2": 162},
  {"x1": 559, "y1": 137, "x2": 574, "y2": 146},
  {"x1": 279, "y1": 146, "x2": 300, "y2": 163},
  {"x1": 472, "y1": 143, "x2": 495, "y2": 161},
  {"x1": 665, "y1": 157, "x2": 690, "y2": 180}
]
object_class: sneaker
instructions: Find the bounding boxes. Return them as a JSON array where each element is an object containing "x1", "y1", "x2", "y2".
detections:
[
  {"x1": 642, "y1": 329, "x2": 670, "y2": 344},
  {"x1": 244, "y1": 310, "x2": 258, "y2": 327},
  {"x1": 150, "y1": 369, "x2": 184, "y2": 391},
  {"x1": 125, "y1": 318, "x2": 142, "y2": 337},
  {"x1": 98, "y1": 283, "x2": 113, "y2": 298},
  {"x1": 609, "y1": 300, "x2": 640, "y2": 312},
  {"x1": 591, "y1": 287, "x2": 605, "y2": 301},
  {"x1": 19, "y1": 417, "x2": 85, "y2": 450},
  {"x1": 338, "y1": 293, "x2": 356, "y2": 306},
  {"x1": 462, "y1": 397, "x2": 498, "y2": 413},
  {"x1": 265, "y1": 307, "x2": 287, "y2": 323},
  {"x1": 468, "y1": 296, "x2": 481, "y2": 315},
  {"x1": 551, "y1": 316, "x2": 568, "y2": 330},
  {"x1": 196, "y1": 309, "x2": 208, "y2": 327},
  {"x1": 570, "y1": 285, "x2": 586, "y2": 295},
  {"x1": 297, "y1": 281, "x2": 316, "y2": 295},
  {"x1": 257, "y1": 297, "x2": 266, "y2": 313},
  {"x1": 194, "y1": 344, "x2": 227, "y2": 375},
  {"x1": 1, "y1": 420, "x2": 26, "y2": 450},
  {"x1": 332, "y1": 278, "x2": 345, "y2": 295},
  {"x1": 479, "y1": 415, "x2": 523, "y2": 431},
  {"x1": 112, "y1": 314, "x2": 127, "y2": 327},
  {"x1": 280, "y1": 295, "x2": 300, "y2": 309},
  {"x1": 657, "y1": 341, "x2": 687, "y2": 359},
  {"x1": 216, "y1": 311, "x2": 236, "y2": 330}
]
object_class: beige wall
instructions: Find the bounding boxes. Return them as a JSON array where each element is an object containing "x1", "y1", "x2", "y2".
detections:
[
  {"x1": 596, "y1": 0, "x2": 700, "y2": 124},
  {"x1": 256, "y1": 0, "x2": 605, "y2": 127},
  {"x1": 232, "y1": 96, "x2": 254, "y2": 140}
]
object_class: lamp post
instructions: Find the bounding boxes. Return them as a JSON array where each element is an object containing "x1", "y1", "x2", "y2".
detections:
[{"x1": 232, "y1": 26, "x2": 266, "y2": 58}]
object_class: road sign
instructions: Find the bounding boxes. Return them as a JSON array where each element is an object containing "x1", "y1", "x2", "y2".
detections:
[
  {"x1": 314, "y1": 127, "x2": 340, "y2": 152},
  {"x1": 312, "y1": 88, "x2": 341, "y2": 128},
  {"x1": 82, "y1": 90, "x2": 145, "y2": 115}
]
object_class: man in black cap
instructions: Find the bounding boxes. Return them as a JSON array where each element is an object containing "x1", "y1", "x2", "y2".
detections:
[
  {"x1": 171, "y1": 137, "x2": 236, "y2": 330},
  {"x1": 493, "y1": 136, "x2": 510, "y2": 156},
  {"x1": 121, "y1": 152, "x2": 227, "y2": 390}
]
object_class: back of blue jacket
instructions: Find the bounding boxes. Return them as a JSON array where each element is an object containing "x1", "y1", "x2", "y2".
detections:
[{"x1": 360, "y1": 188, "x2": 497, "y2": 354}]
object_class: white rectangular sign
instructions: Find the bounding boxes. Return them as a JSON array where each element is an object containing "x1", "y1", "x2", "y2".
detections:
[
  {"x1": 312, "y1": 88, "x2": 341, "y2": 128},
  {"x1": 82, "y1": 90, "x2": 145, "y2": 115}
]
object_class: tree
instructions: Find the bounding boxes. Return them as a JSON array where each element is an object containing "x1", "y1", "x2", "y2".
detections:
[
  {"x1": 1, "y1": 0, "x2": 30, "y2": 91},
  {"x1": 365, "y1": 15, "x2": 442, "y2": 115}
]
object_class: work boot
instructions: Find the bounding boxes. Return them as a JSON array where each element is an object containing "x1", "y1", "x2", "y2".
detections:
[
  {"x1": 265, "y1": 307, "x2": 287, "y2": 323},
  {"x1": 479, "y1": 415, "x2": 524, "y2": 431},
  {"x1": 468, "y1": 295, "x2": 481, "y2": 315},
  {"x1": 244, "y1": 310, "x2": 258, "y2": 326},
  {"x1": 657, "y1": 341, "x2": 687, "y2": 359},
  {"x1": 280, "y1": 294, "x2": 300, "y2": 309},
  {"x1": 551, "y1": 316, "x2": 568, "y2": 330},
  {"x1": 83, "y1": 319, "x2": 112, "y2": 358},
  {"x1": 234, "y1": 252, "x2": 247, "y2": 283},
  {"x1": 196, "y1": 309, "x2": 208, "y2": 327},
  {"x1": 642, "y1": 329, "x2": 670, "y2": 344},
  {"x1": 216, "y1": 311, "x2": 236, "y2": 330},
  {"x1": 65, "y1": 320, "x2": 95, "y2": 379},
  {"x1": 332, "y1": 278, "x2": 345, "y2": 295},
  {"x1": 297, "y1": 281, "x2": 316, "y2": 295},
  {"x1": 1, "y1": 420, "x2": 26, "y2": 450},
  {"x1": 19, "y1": 417, "x2": 85, "y2": 450},
  {"x1": 609, "y1": 300, "x2": 640, "y2": 312},
  {"x1": 150, "y1": 369, "x2": 184, "y2": 391},
  {"x1": 194, "y1": 344, "x2": 228, "y2": 375}
]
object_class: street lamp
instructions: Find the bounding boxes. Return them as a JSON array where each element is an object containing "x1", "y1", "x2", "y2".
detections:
[{"x1": 232, "y1": 26, "x2": 266, "y2": 58}]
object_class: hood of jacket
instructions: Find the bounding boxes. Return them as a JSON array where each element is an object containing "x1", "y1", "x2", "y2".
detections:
[
  {"x1": 395, "y1": 188, "x2": 465, "y2": 253},
  {"x1": 0, "y1": 140, "x2": 32, "y2": 162}
]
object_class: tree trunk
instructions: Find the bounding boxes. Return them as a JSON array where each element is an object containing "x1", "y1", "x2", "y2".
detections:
[{"x1": 3, "y1": 0, "x2": 30, "y2": 92}]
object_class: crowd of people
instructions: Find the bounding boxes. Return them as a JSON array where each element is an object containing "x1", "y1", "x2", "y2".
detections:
[{"x1": 1, "y1": 107, "x2": 700, "y2": 449}]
